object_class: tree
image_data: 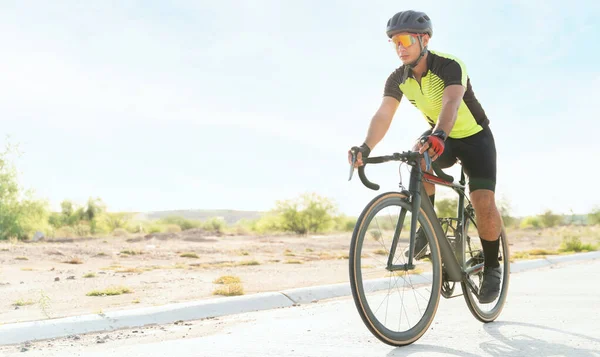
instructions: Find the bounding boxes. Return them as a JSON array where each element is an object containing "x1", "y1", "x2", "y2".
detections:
[
  {"x1": 540, "y1": 209, "x2": 562, "y2": 228},
  {"x1": 274, "y1": 192, "x2": 337, "y2": 235},
  {"x1": 0, "y1": 140, "x2": 50, "y2": 240}
]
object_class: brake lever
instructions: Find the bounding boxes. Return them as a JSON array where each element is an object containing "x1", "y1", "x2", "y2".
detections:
[
  {"x1": 348, "y1": 148, "x2": 358, "y2": 181},
  {"x1": 424, "y1": 151, "x2": 432, "y2": 172}
]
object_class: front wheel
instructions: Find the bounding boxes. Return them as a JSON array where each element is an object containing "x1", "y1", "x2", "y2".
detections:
[{"x1": 349, "y1": 191, "x2": 442, "y2": 346}]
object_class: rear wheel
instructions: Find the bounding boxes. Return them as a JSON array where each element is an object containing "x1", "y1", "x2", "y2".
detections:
[
  {"x1": 349, "y1": 191, "x2": 442, "y2": 346},
  {"x1": 461, "y1": 206, "x2": 510, "y2": 322}
]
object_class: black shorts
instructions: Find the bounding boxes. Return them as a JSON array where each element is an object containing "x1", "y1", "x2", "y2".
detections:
[{"x1": 428, "y1": 126, "x2": 497, "y2": 193}]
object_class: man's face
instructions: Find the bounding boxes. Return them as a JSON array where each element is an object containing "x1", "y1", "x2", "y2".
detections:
[{"x1": 390, "y1": 33, "x2": 429, "y2": 64}]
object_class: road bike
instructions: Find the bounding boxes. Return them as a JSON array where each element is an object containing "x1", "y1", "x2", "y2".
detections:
[{"x1": 347, "y1": 148, "x2": 510, "y2": 346}]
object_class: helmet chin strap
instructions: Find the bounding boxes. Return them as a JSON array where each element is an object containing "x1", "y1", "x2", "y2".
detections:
[
  {"x1": 400, "y1": 36, "x2": 428, "y2": 83},
  {"x1": 408, "y1": 36, "x2": 427, "y2": 69}
]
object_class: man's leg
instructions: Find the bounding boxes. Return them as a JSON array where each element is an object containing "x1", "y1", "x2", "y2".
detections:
[
  {"x1": 454, "y1": 126, "x2": 502, "y2": 303},
  {"x1": 470, "y1": 189, "x2": 502, "y2": 268}
]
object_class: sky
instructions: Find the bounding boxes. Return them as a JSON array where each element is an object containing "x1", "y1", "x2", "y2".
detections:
[{"x1": 1, "y1": 1, "x2": 599, "y2": 218}]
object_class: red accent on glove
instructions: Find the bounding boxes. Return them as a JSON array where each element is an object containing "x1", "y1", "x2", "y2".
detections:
[{"x1": 427, "y1": 135, "x2": 445, "y2": 156}]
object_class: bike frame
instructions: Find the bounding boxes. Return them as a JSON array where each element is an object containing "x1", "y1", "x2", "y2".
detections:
[{"x1": 355, "y1": 151, "x2": 485, "y2": 288}]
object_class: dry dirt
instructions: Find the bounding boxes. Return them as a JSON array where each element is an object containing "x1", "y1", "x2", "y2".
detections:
[{"x1": 0, "y1": 226, "x2": 597, "y2": 326}]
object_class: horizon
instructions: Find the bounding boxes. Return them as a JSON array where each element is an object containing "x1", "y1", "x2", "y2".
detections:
[{"x1": 2, "y1": 1, "x2": 599, "y2": 219}]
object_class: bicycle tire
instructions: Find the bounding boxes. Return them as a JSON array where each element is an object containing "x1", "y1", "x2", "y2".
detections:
[
  {"x1": 349, "y1": 191, "x2": 442, "y2": 346},
  {"x1": 461, "y1": 212, "x2": 510, "y2": 322}
]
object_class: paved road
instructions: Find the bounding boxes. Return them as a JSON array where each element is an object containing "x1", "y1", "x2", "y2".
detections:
[{"x1": 4, "y1": 260, "x2": 600, "y2": 356}]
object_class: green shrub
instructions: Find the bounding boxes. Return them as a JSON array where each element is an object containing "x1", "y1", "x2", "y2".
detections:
[
  {"x1": 589, "y1": 207, "x2": 600, "y2": 225},
  {"x1": 158, "y1": 216, "x2": 202, "y2": 231},
  {"x1": 435, "y1": 198, "x2": 458, "y2": 218},
  {"x1": 520, "y1": 216, "x2": 541, "y2": 229},
  {"x1": 202, "y1": 217, "x2": 226, "y2": 233},
  {"x1": 73, "y1": 223, "x2": 91, "y2": 237},
  {"x1": 559, "y1": 234, "x2": 596, "y2": 252},
  {"x1": 540, "y1": 210, "x2": 562, "y2": 228},
  {"x1": 334, "y1": 215, "x2": 357, "y2": 232},
  {"x1": 165, "y1": 224, "x2": 182, "y2": 233},
  {"x1": 147, "y1": 224, "x2": 162, "y2": 234},
  {"x1": 274, "y1": 192, "x2": 337, "y2": 235},
  {"x1": 102, "y1": 212, "x2": 132, "y2": 231},
  {"x1": 250, "y1": 215, "x2": 282, "y2": 234}
]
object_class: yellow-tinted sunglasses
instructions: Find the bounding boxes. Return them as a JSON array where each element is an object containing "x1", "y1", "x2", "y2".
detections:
[{"x1": 389, "y1": 34, "x2": 422, "y2": 49}]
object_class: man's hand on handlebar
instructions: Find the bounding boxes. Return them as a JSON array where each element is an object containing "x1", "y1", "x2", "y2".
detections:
[
  {"x1": 348, "y1": 143, "x2": 371, "y2": 168},
  {"x1": 417, "y1": 129, "x2": 447, "y2": 162}
]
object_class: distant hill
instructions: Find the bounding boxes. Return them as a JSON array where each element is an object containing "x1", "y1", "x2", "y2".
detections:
[{"x1": 137, "y1": 209, "x2": 265, "y2": 225}]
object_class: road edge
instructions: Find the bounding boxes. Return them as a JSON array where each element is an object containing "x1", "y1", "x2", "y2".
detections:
[{"x1": 1, "y1": 251, "x2": 599, "y2": 346}]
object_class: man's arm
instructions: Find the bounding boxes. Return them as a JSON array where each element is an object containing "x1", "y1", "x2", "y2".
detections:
[
  {"x1": 364, "y1": 96, "x2": 400, "y2": 150},
  {"x1": 432, "y1": 84, "x2": 465, "y2": 137}
]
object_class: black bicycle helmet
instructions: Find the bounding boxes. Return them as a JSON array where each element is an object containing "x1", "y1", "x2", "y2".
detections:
[{"x1": 386, "y1": 10, "x2": 433, "y2": 38}]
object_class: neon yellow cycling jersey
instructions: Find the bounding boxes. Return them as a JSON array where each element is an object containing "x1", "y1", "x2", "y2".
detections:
[{"x1": 384, "y1": 50, "x2": 490, "y2": 139}]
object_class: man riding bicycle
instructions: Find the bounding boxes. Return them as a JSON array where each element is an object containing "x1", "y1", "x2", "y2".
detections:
[{"x1": 348, "y1": 10, "x2": 503, "y2": 303}]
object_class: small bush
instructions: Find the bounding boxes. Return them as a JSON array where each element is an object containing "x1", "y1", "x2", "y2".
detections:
[
  {"x1": 120, "y1": 250, "x2": 143, "y2": 256},
  {"x1": 540, "y1": 210, "x2": 562, "y2": 228},
  {"x1": 86, "y1": 286, "x2": 132, "y2": 296},
  {"x1": 203, "y1": 217, "x2": 227, "y2": 233},
  {"x1": 370, "y1": 230, "x2": 382, "y2": 241},
  {"x1": 212, "y1": 283, "x2": 244, "y2": 296},
  {"x1": 285, "y1": 259, "x2": 303, "y2": 264},
  {"x1": 334, "y1": 215, "x2": 356, "y2": 232},
  {"x1": 374, "y1": 249, "x2": 387, "y2": 256},
  {"x1": 252, "y1": 215, "x2": 283, "y2": 234},
  {"x1": 15, "y1": 256, "x2": 28, "y2": 260},
  {"x1": 63, "y1": 257, "x2": 83, "y2": 264},
  {"x1": 520, "y1": 216, "x2": 542, "y2": 229},
  {"x1": 180, "y1": 252, "x2": 199, "y2": 259},
  {"x1": 559, "y1": 235, "x2": 596, "y2": 253},
  {"x1": 158, "y1": 216, "x2": 202, "y2": 231},
  {"x1": 165, "y1": 224, "x2": 182, "y2": 233},
  {"x1": 237, "y1": 260, "x2": 260, "y2": 266},
  {"x1": 83, "y1": 273, "x2": 96, "y2": 278},
  {"x1": 147, "y1": 224, "x2": 163, "y2": 234},
  {"x1": 73, "y1": 223, "x2": 91, "y2": 237},
  {"x1": 13, "y1": 299, "x2": 34, "y2": 307},
  {"x1": 213, "y1": 275, "x2": 241, "y2": 284},
  {"x1": 115, "y1": 267, "x2": 143, "y2": 273},
  {"x1": 528, "y1": 249, "x2": 558, "y2": 256}
]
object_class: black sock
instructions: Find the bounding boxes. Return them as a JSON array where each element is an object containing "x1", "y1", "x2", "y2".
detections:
[
  {"x1": 481, "y1": 238, "x2": 500, "y2": 268},
  {"x1": 429, "y1": 194, "x2": 435, "y2": 206}
]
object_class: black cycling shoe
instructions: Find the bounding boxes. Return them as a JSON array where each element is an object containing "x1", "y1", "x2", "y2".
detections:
[
  {"x1": 404, "y1": 227, "x2": 428, "y2": 260},
  {"x1": 478, "y1": 265, "x2": 502, "y2": 303}
]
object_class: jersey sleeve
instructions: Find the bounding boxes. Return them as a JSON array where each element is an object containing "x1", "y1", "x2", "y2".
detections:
[
  {"x1": 383, "y1": 67, "x2": 403, "y2": 101},
  {"x1": 440, "y1": 59, "x2": 468, "y2": 88}
]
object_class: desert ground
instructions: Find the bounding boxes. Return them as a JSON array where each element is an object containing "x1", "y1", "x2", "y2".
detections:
[{"x1": 0, "y1": 226, "x2": 597, "y2": 325}]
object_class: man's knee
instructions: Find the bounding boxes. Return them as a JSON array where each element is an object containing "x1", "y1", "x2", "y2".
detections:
[{"x1": 470, "y1": 189, "x2": 498, "y2": 216}]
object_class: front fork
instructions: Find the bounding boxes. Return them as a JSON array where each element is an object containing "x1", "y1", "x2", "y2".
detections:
[{"x1": 386, "y1": 159, "x2": 424, "y2": 272}]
